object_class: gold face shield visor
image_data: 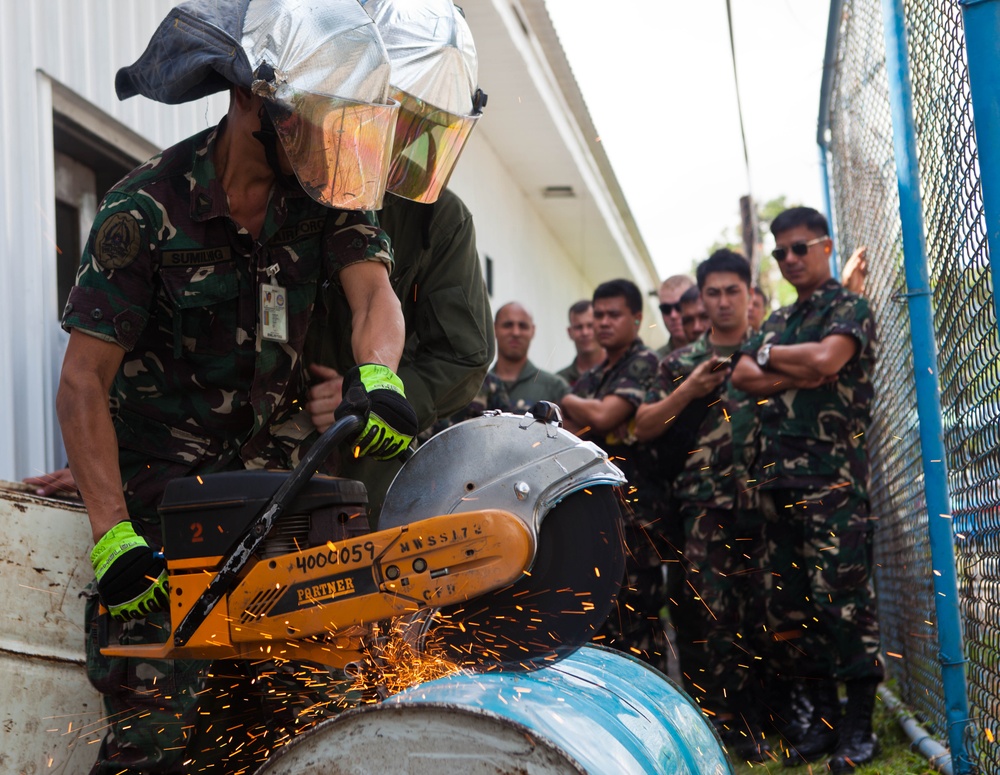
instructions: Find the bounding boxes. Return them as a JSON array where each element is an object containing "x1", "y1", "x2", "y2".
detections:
[
  {"x1": 386, "y1": 89, "x2": 482, "y2": 204},
  {"x1": 265, "y1": 87, "x2": 399, "y2": 211}
]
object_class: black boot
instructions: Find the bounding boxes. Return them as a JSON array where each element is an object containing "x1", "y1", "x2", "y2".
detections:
[
  {"x1": 771, "y1": 680, "x2": 814, "y2": 744},
  {"x1": 782, "y1": 680, "x2": 840, "y2": 766},
  {"x1": 827, "y1": 679, "x2": 881, "y2": 772}
]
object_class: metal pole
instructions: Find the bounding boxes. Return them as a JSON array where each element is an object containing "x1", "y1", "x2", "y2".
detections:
[
  {"x1": 817, "y1": 0, "x2": 845, "y2": 278},
  {"x1": 961, "y1": 0, "x2": 1000, "y2": 328},
  {"x1": 880, "y1": 1, "x2": 974, "y2": 772},
  {"x1": 818, "y1": 143, "x2": 839, "y2": 278}
]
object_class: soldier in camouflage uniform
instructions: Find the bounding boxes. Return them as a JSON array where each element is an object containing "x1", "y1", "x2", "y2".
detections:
[
  {"x1": 732, "y1": 207, "x2": 882, "y2": 771},
  {"x1": 560, "y1": 279, "x2": 665, "y2": 672},
  {"x1": 635, "y1": 250, "x2": 770, "y2": 762},
  {"x1": 58, "y1": 4, "x2": 415, "y2": 773}
]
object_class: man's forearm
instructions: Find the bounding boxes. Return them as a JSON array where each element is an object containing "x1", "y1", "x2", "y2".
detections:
[
  {"x1": 634, "y1": 385, "x2": 694, "y2": 442},
  {"x1": 560, "y1": 394, "x2": 631, "y2": 434},
  {"x1": 766, "y1": 343, "x2": 831, "y2": 381},
  {"x1": 731, "y1": 357, "x2": 795, "y2": 396},
  {"x1": 57, "y1": 378, "x2": 128, "y2": 542},
  {"x1": 345, "y1": 264, "x2": 405, "y2": 370}
]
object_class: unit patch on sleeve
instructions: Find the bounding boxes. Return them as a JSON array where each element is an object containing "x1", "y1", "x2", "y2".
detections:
[{"x1": 95, "y1": 212, "x2": 141, "y2": 270}]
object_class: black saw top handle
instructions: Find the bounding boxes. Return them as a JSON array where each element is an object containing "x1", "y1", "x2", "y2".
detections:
[{"x1": 173, "y1": 413, "x2": 364, "y2": 647}]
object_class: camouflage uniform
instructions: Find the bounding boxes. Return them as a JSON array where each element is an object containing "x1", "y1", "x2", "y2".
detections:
[
  {"x1": 556, "y1": 360, "x2": 582, "y2": 387},
  {"x1": 743, "y1": 278, "x2": 883, "y2": 684},
  {"x1": 65, "y1": 123, "x2": 392, "y2": 774},
  {"x1": 655, "y1": 335, "x2": 684, "y2": 360},
  {"x1": 305, "y1": 188, "x2": 494, "y2": 521},
  {"x1": 572, "y1": 339, "x2": 668, "y2": 672},
  {"x1": 653, "y1": 333, "x2": 767, "y2": 713}
]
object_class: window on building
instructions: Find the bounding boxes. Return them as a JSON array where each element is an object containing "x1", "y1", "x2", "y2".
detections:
[{"x1": 53, "y1": 113, "x2": 136, "y2": 318}]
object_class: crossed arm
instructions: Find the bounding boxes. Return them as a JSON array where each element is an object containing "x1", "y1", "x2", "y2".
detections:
[
  {"x1": 560, "y1": 393, "x2": 635, "y2": 436},
  {"x1": 731, "y1": 334, "x2": 858, "y2": 395}
]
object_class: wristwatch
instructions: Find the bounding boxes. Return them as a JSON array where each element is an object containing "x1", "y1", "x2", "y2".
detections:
[{"x1": 756, "y1": 343, "x2": 773, "y2": 369}]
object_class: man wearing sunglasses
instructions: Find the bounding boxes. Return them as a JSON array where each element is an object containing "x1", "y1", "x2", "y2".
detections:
[
  {"x1": 731, "y1": 207, "x2": 881, "y2": 771},
  {"x1": 656, "y1": 274, "x2": 695, "y2": 357}
]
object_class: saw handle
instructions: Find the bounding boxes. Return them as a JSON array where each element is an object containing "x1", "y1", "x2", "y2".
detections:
[{"x1": 173, "y1": 412, "x2": 364, "y2": 647}]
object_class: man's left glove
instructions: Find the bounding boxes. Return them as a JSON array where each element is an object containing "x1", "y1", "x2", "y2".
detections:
[
  {"x1": 335, "y1": 363, "x2": 418, "y2": 460},
  {"x1": 90, "y1": 521, "x2": 169, "y2": 621}
]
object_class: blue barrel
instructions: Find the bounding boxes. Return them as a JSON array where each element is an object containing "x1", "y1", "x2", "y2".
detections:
[{"x1": 258, "y1": 645, "x2": 733, "y2": 774}]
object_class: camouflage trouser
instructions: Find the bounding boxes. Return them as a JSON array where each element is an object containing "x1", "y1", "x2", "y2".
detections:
[
  {"x1": 85, "y1": 591, "x2": 357, "y2": 774},
  {"x1": 85, "y1": 589, "x2": 207, "y2": 774},
  {"x1": 595, "y1": 521, "x2": 670, "y2": 675},
  {"x1": 760, "y1": 486, "x2": 884, "y2": 683},
  {"x1": 678, "y1": 505, "x2": 769, "y2": 714},
  {"x1": 661, "y1": 517, "x2": 705, "y2": 702}
]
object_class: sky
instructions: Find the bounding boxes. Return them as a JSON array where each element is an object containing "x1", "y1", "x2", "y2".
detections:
[{"x1": 544, "y1": 0, "x2": 831, "y2": 279}]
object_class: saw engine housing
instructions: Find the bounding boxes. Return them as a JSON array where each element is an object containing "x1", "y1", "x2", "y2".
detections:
[{"x1": 100, "y1": 407, "x2": 626, "y2": 672}]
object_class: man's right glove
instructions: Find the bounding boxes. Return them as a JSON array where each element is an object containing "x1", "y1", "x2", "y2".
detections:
[
  {"x1": 334, "y1": 363, "x2": 418, "y2": 460},
  {"x1": 90, "y1": 521, "x2": 169, "y2": 621}
]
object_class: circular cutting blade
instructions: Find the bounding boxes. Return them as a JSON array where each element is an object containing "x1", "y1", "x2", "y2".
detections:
[{"x1": 419, "y1": 486, "x2": 625, "y2": 672}]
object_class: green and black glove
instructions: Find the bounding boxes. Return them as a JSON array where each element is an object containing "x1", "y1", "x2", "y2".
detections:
[
  {"x1": 335, "y1": 363, "x2": 418, "y2": 460},
  {"x1": 90, "y1": 521, "x2": 169, "y2": 621}
]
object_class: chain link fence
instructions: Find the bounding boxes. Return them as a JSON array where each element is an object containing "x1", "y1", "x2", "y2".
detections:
[{"x1": 825, "y1": 0, "x2": 999, "y2": 769}]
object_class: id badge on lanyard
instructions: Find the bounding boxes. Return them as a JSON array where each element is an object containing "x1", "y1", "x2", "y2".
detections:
[{"x1": 260, "y1": 263, "x2": 288, "y2": 343}]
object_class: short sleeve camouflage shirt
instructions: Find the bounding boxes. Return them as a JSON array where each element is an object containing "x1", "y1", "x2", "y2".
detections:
[
  {"x1": 652, "y1": 332, "x2": 756, "y2": 509},
  {"x1": 573, "y1": 338, "x2": 660, "y2": 449},
  {"x1": 741, "y1": 278, "x2": 876, "y2": 497},
  {"x1": 572, "y1": 339, "x2": 660, "y2": 523},
  {"x1": 62, "y1": 122, "x2": 393, "y2": 515}
]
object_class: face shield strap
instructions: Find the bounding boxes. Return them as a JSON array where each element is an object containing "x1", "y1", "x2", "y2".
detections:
[
  {"x1": 250, "y1": 63, "x2": 301, "y2": 192},
  {"x1": 252, "y1": 106, "x2": 302, "y2": 192}
]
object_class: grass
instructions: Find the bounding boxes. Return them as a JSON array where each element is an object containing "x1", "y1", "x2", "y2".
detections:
[{"x1": 730, "y1": 694, "x2": 940, "y2": 775}]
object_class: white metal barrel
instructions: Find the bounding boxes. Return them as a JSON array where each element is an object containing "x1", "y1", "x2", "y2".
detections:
[{"x1": 0, "y1": 482, "x2": 100, "y2": 773}]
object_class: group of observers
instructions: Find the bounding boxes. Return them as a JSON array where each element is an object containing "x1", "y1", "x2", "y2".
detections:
[{"x1": 447, "y1": 206, "x2": 881, "y2": 772}]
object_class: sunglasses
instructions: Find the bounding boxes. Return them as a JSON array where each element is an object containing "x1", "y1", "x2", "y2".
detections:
[
  {"x1": 771, "y1": 236, "x2": 828, "y2": 262},
  {"x1": 659, "y1": 301, "x2": 683, "y2": 315}
]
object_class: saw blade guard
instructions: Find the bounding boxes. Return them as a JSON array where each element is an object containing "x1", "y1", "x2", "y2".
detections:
[
  {"x1": 379, "y1": 407, "x2": 628, "y2": 671},
  {"x1": 380, "y1": 408, "x2": 626, "y2": 539}
]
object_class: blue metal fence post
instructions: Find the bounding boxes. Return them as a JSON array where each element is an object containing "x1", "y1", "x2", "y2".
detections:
[
  {"x1": 817, "y1": 0, "x2": 844, "y2": 278},
  {"x1": 880, "y1": 1, "x2": 974, "y2": 772},
  {"x1": 961, "y1": 0, "x2": 1000, "y2": 328},
  {"x1": 819, "y1": 145, "x2": 839, "y2": 278}
]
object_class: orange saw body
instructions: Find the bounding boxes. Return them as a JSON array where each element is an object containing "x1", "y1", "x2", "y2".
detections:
[{"x1": 101, "y1": 405, "x2": 626, "y2": 672}]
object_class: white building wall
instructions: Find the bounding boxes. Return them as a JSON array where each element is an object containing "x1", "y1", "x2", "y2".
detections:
[{"x1": 449, "y1": 139, "x2": 595, "y2": 376}]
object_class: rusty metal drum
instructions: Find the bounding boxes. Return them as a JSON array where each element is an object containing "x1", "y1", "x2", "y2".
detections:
[{"x1": 0, "y1": 482, "x2": 100, "y2": 773}]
